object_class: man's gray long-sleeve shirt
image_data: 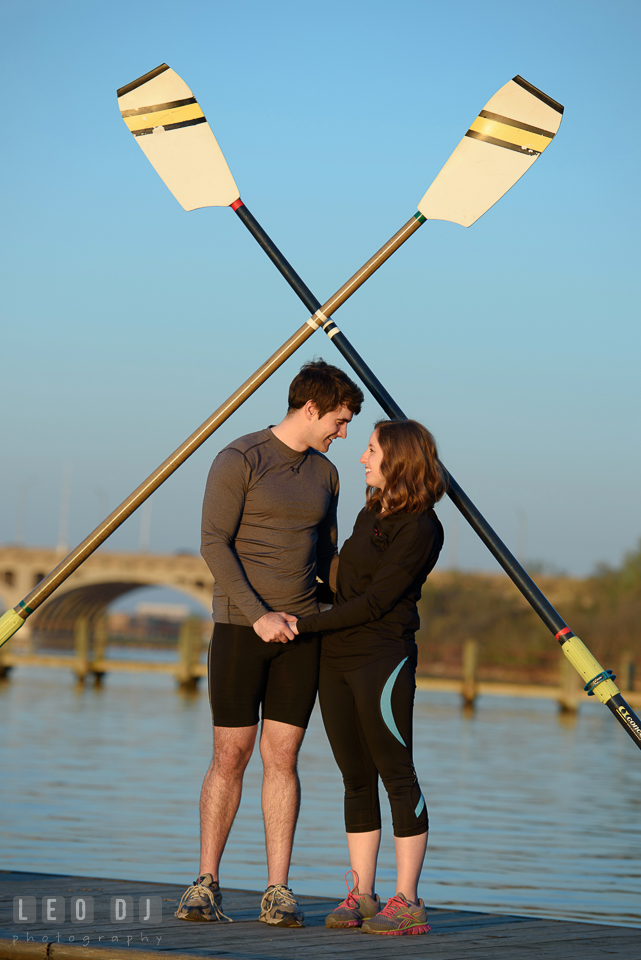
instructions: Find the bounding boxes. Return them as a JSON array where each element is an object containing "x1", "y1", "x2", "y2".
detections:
[{"x1": 201, "y1": 427, "x2": 339, "y2": 626}]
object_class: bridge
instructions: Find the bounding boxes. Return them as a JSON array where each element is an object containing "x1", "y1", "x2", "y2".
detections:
[{"x1": 0, "y1": 544, "x2": 214, "y2": 650}]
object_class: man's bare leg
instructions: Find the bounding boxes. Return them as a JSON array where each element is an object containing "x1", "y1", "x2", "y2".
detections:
[
  {"x1": 199, "y1": 724, "x2": 258, "y2": 879},
  {"x1": 260, "y1": 719, "x2": 306, "y2": 887}
]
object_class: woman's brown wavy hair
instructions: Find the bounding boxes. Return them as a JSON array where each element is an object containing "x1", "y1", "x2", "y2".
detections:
[{"x1": 366, "y1": 419, "x2": 447, "y2": 516}]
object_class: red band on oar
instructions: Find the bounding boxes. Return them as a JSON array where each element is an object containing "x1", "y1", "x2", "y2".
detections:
[
  {"x1": 555, "y1": 627, "x2": 573, "y2": 641},
  {"x1": 230, "y1": 198, "x2": 244, "y2": 211}
]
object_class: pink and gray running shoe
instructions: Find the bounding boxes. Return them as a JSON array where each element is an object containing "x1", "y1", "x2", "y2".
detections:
[
  {"x1": 361, "y1": 892, "x2": 431, "y2": 936},
  {"x1": 325, "y1": 871, "x2": 380, "y2": 929}
]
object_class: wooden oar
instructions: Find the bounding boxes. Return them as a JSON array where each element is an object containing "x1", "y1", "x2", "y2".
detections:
[
  {"x1": 0, "y1": 72, "x2": 554, "y2": 648},
  {"x1": 112, "y1": 65, "x2": 641, "y2": 751}
]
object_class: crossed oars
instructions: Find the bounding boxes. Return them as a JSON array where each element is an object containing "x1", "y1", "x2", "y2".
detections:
[{"x1": 1, "y1": 67, "x2": 639, "y2": 752}]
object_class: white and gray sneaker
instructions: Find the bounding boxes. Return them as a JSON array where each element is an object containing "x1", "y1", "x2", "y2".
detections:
[
  {"x1": 258, "y1": 884, "x2": 305, "y2": 927},
  {"x1": 174, "y1": 873, "x2": 232, "y2": 922}
]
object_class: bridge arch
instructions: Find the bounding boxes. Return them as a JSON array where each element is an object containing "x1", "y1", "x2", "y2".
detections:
[{"x1": 0, "y1": 545, "x2": 214, "y2": 647}]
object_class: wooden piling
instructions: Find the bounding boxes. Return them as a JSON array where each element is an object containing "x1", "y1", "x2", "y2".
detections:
[
  {"x1": 175, "y1": 616, "x2": 202, "y2": 690},
  {"x1": 618, "y1": 650, "x2": 635, "y2": 693},
  {"x1": 558, "y1": 653, "x2": 581, "y2": 713},
  {"x1": 73, "y1": 616, "x2": 90, "y2": 684},
  {"x1": 461, "y1": 638, "x2": 479, "y2": 709},
  {"x1": 0, "y1": 637, "x2": 11, "y2": 680},
  {"x1": 91, "y1": 617, "x2": 108, "y2": 686}
]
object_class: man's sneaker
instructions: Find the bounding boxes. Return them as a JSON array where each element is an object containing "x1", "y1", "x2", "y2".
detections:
[
  {"x1": 258, "y1": 884, "x2": 305, "y2": 927},
  {"x1": 325, "y1": 871, "x2": 380, "y2": 929},
  {"x1": 361, "y1": 892, "x2": 430, "y2": 936},
  {"x1": 174, "y1": 874, "x2": 232, "y2": 922}
]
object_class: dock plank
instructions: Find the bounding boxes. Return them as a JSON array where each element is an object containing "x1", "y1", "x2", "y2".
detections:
[{"x1": 1, "y1": 871, "x2": 638, "y2": 960}]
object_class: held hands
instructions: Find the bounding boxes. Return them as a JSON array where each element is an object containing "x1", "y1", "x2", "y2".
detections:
[{"x1": 253, "y1": 611, "x2": 298, "y2": 643}]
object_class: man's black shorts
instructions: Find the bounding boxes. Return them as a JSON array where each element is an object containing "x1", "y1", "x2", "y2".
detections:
[{"x1": 208, "y1": 622, "x2": 321, "y2": 729}]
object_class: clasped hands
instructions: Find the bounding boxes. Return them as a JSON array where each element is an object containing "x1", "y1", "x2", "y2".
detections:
[{"x1": 253, "y1": 611, "x2": 300, "y2": 643}]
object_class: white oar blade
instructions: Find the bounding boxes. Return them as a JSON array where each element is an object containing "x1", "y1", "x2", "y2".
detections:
[
  {"x1": 117, "y1": 64, "x2": 240, "y2": 211},
  {"x1": 418, "y1": 76, "x2": 563, "y2": 228}
]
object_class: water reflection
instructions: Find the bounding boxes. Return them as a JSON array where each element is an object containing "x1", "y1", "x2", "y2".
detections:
[{"x1": 1, "y1": 657, "x2": 639, "y2": 928}]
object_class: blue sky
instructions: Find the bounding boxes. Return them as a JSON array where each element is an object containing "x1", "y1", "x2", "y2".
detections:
[{"x1": 1, "y1": 0, "x2": 639, "y2": 580}]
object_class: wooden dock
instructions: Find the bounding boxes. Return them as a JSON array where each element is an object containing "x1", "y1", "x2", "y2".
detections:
[
  {"x1": 3, "y1": 649, "x2": 639, "y2": 709},
  {"x1": 1, "y1": 870, "x2": 638, "y2": 960},
  {"x1": 417, "y1": 675, "x2": 641, "y2": 707},
  {"x1": 0, "y1": 618, "x2": 207, "y2": 690},
  {"x1": 2, "y1": 623, "x2": 639, "y2": 709}
]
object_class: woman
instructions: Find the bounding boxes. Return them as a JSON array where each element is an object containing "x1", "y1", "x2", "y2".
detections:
[{"x1": 291, "y1": 419, "x2": 445, "y2": 936}]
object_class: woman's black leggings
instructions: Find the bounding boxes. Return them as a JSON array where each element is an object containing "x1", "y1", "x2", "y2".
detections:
[{"x1": 318, "y1": 654, "x2": 428, "y2": 838}]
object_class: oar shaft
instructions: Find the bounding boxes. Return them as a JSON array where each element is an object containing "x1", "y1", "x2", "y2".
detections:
[
  {"x1": 233, "y1": 201, "x2": 641, "y2": 752},
  {"x1": 444, "y1": 475, "x2": 563, "y2": 632}
]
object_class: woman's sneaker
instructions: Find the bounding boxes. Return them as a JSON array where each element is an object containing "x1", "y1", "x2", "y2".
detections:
[
  {"x1": 258, "y1": 884, "x2": 305, "y2": 927},
  {"x1": 325, "y1": 871, "x2": 380, "y2": 928},
  {"x1": 361, "y1": 892, "x2": 430, "y2": 936},
  {"x1": 174, "y1": 874, "x2": 231, "y2": 922}
]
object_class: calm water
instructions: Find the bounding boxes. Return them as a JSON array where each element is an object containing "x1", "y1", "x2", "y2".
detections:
[{"x1": 1, "y1": 651, "x2": 640, "y2": 928}]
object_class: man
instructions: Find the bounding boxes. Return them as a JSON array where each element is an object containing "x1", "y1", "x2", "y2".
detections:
[{"x1": 175, "y1": 360, "x2": 364, "y2": 927}]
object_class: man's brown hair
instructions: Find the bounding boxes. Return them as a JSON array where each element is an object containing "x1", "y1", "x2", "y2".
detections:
[
  {"x1": 366, "y1": 419, "x2": 447, "y2": 516},
  {"x1": 288, "y1": 359, "x2": 364, "y2": 417}
]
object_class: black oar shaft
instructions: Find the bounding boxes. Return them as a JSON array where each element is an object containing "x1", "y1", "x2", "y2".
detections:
[
  {"x1": 239, "y1": 202, "x2": 566, "y2": 633},
  {"x1": 236, "y1": 201, "x2": 566, "y2": 627},
  {"x1": 233, "y1": 201, "x2": 641, "y2": 751},
  {"x1": 234, "y1": 204, "x2": 321, "y2": 314}
]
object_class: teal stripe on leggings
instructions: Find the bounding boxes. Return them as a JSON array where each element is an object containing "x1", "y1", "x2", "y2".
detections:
[
  {"x1": 415, "y1": 792, "x2": 425, "y2": 818},
  {"x1": 379, "y1": 657, "x2": 408, "y2": 746}
]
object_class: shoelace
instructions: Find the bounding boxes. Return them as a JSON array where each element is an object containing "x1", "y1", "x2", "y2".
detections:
[
  {"x1": 212, "y1": 903, "x2": 233, "y2": 922},
  {"x1": 177, "y1": 882, "x2": 233, "y2": 922},
  {"x1": 267, "y1": 884, "x2": 298, "y2": 908},
  {"x1": 338, "y1": 870, "x2": 361, "y2": 909},
  {"x1": 181, "y1": 885, "x2": 208, "y2": 905},
  {"x1": 379, "y1": 893, "x2": 409, "y2": 918}
]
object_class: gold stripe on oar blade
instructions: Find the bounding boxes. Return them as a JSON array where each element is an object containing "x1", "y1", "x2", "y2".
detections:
[
  {"x1": 467, "y1": 114, "x2": 553, "y2": 155},
  {"x1": 123, "y1": 101, "x2": 205, "y2": 134}
]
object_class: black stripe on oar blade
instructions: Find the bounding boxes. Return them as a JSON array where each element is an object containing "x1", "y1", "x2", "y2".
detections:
[
  {"x1": 465, "y1": 129, "x2": 541, "y2": 156},
  {"x1": 478, "y1": 110, "x2": 556, "y2": 138},
  {"x1": 132, "y1": 116, "x2": 208, "y2": 138},
  {"x1": 117, "y1": 63, "x2": 170, "y2": 99},
  {"x1": 120, "y1": 97, "x2": 197, "y2": 118},
  {"x1": 512, "y1": 75, "x2": 564, "y2": 114}
]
